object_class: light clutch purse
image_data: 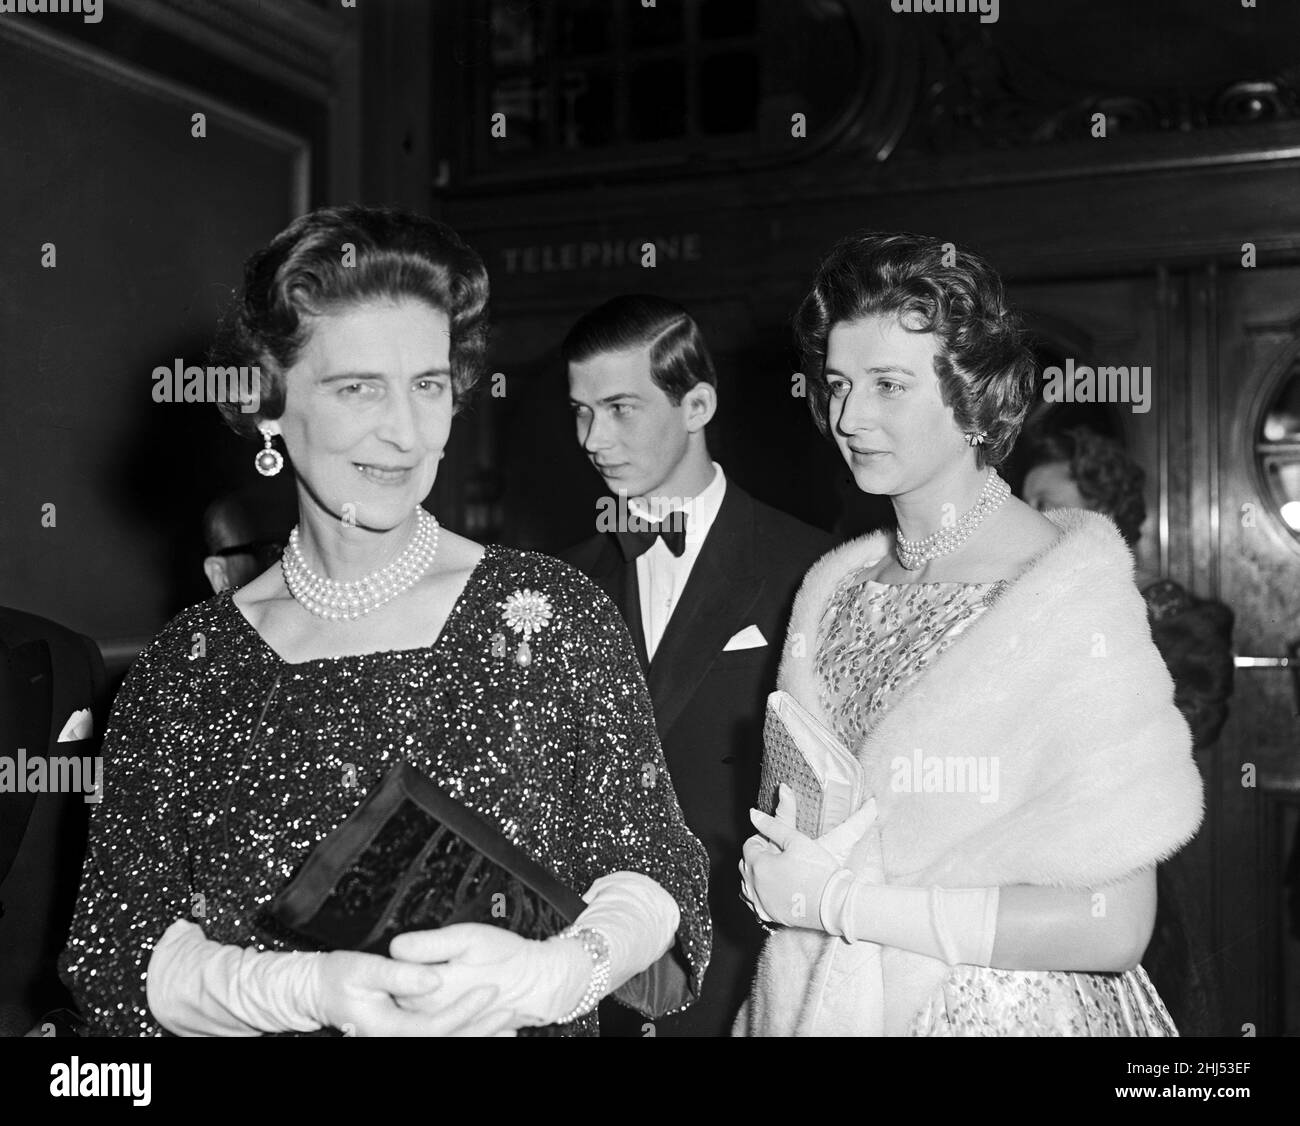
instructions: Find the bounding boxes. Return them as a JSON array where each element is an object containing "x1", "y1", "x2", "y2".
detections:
[{"x1": 758, "y1": 690, "x2": 865, "y2": 837}]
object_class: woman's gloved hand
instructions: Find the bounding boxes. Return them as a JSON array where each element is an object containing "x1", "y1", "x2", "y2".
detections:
[
  {"x1": 144, "y1": 918, "x2": 487, "y2": 1038},
  {"x1": 739, "y1": 784, "x2": 877, "y2": 932},
  {"x1": 387, "y1": 923, "x2": 592, "y2": 1034},
  {"x1": 310, "y1": 948, "x2": 506, "y2": 1037}
]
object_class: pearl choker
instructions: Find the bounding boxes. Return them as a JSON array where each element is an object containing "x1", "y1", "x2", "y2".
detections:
[
  {"x1": 282, "y1": 506, "x2": 440, "y2": 620},
  {"x1": 895, "y1": 471, "x2": 1010, "y2": 571}
]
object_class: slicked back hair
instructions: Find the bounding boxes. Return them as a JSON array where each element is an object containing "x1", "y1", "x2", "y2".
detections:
[{"x1": 561, "y1": 294, "x2": 717, "y2": 405}]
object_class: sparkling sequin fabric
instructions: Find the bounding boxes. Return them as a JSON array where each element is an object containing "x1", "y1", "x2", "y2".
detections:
[
  {"x1": 816, "y1": 571, "x2": 1178, "y2": 1037},
  {"x1": 58, "y1": 545, "x2": 711, "y2": 1037}
]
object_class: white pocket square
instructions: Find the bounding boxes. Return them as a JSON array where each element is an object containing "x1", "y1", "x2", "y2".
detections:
[
  {"x1": 723, "y1": 625, "x2": 767, "y2": 651},
  {"x1": 58, "y1": 708, "x2": 93, "y2": 742}
]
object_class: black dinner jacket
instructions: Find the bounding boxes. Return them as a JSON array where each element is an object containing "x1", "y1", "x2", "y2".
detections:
[
  {"x1": 561, "y1": 480, "x2": 833, "y2": 1036},
  {"x1": 0, "y1": 607, "x2": 107, "y2": 1037}
]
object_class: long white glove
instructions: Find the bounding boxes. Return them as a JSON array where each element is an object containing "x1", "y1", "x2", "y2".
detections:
[
  {"x1": 146, "y1": 919, "x2": 477, "y2": 1036},
  {"x1": 147, "y1": 919, "x2": 325, "y2": 1036},
  {"x1": 744, "y1": 785, "x2": 998, "y2": 966},
  {"x1": 571, "y1": 870, "x2": 680, "y2": 995},
  {"x1": 147, "y1": 871, "x2": 680, "y2": 1036},
  {"x1": 820, "y1": 877, "x2": 1000, "y2": 966},
  {"x1": 387, "y1": 870, "x2": 682, "y2": 1029}
]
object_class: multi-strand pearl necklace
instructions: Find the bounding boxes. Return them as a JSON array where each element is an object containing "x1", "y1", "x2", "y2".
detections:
[
  {"x1": 895, "y1": 471, "x2": 1010, "y2": 571},
  {"x1": 282, "y1": 506, "x2": 440, "y2": 620}
]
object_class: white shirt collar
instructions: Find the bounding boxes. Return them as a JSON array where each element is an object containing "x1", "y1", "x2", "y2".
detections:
[{"x1": 627, "y1": 462, "x2": 726, "y2": 546}]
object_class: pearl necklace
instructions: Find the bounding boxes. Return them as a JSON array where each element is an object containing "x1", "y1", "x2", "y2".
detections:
[
  {"x1": 282, "y1": 506, "x2": 440, "y2": 620},
  {"x1": 895, "y1": 471, "x2": 1010, "y2": 571}
]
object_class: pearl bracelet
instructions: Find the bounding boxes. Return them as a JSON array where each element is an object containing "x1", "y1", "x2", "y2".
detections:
[{"x1": 552, "y1": 925, "x2": 612, "y2": 1026}]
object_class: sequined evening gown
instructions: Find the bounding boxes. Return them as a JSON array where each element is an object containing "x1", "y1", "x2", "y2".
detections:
[
  {"x1": 59, "y1": 545, "x2": 711, "y2": 1036},
  {"x1": 815, "y1": 569, "x2": 1178, "y2": 1037}
]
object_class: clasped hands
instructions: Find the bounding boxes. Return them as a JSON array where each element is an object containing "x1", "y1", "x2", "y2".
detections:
[
  {"x1": 739, "y1": 783, "x2": 878, "y2": 934},
  {"x1": 312, "y1": 924, "x2": 591, "y2": 1038}
]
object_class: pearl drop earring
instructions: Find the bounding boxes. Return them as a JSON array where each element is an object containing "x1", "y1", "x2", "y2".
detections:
[{"x1": 255, "y1": 428, "x2": 284, "y2": 477}]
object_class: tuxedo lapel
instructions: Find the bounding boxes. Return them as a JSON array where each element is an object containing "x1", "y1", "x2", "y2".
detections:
[
  {"x1": 648, "y1": 486, "x2": 765, "y2": 738},
  {"x1": 0, "y1": 636, "x2": 54, "y2": 887},
  {"x1": 586, "y1": 535, "x2": 650, "y2": 676}
]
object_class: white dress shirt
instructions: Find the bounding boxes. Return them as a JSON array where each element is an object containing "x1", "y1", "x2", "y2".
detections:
[{"x1": 628, "y1": 462, "x2": 727, "y2": 662}]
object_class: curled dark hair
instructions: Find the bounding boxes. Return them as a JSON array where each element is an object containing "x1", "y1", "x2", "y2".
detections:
[
  {"x1": 794, "y1": 232, "x2": 1035, "y2": 468},
  {"x1": 559, "y1": 294, "x2": 716, "y2": 405},
  {"x1": 1024, "y1": 427, "x2": 1147, "y2": 545},
  {"x1": 213, "y1": 204, "x2": 490, "y2": 438}
]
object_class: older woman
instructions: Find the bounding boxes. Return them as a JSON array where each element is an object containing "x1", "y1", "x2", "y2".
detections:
[
  {"x1": 737, "y1": 232, "x2": 1203, "y2": 1035},
  {"x1": 59, "y1": 205, "x2": 710, "y2": 1037}
]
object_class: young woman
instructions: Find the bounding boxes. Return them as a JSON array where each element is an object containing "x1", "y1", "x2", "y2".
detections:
[
  {"x1": 60, "y1": 205, "x2": 710, "y2": 1037},
  {"x1": 736, "y1": 232, "x2": 1202, "y2": 1035}
]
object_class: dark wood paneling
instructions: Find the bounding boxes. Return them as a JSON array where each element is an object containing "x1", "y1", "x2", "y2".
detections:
[
  {"x1": 1213, "y1": 266, "x2": 1300, "y2": 1034},
  {"x1": 0, "y1": 3, "x2": 359, "y2": 642}
]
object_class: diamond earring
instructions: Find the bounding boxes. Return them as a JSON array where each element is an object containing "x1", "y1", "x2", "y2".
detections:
[
  {"x1": 255, "y1": 427, "x2": 284, "y2": 477},
  {"x1": 965, "y1": 431, "x2": 987, "y2": 447}
]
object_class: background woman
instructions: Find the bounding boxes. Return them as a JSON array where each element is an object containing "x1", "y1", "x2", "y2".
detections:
[
  {"x1": 1022, "y1": 427, "x2": 1235, "y2": 751},
  {"x1": 1021, "y1": 425, "x2": 1233, "y2": 1034},
  {"x1": 737, "y1": 232, "x2": 1203, "y2": 1035},
  {"x1": 59, "y1": 205, "x2": 710, "y2": 1037}
]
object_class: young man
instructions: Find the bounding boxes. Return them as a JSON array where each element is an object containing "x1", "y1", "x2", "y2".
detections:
[{"x1": 561, "y1": 295, "x2": 833, "y2": 1036}]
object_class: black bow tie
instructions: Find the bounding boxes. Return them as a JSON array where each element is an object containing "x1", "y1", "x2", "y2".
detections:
[{"x1": 613, "y1": 509, "x2": 689, "y2": 561}]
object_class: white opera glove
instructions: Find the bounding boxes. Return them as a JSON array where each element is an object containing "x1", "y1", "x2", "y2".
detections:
[
  {"x1": 149, "y1": 919, "x2": 458, "y2": 1037},
  {"x1": 386, "y1": 870, "x2": 680, "y2": 1031},
  {"x1": 146, "y1": 918, "x2": 324, "y2": 1036},
  {"x1": 740, "y1": 789, "x2": 879, "y2": 929},
  {"x1": 819, "y1": 877, "x2": 1000, "y2": 966},
  {"x1": 569, "y1": 870, "x2": 680, "y2": 995},
  {"x1": 388, "y1": 924, "x2": 592, "y2": 1030}
]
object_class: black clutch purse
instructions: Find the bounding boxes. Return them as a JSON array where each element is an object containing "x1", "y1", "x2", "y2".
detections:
[
  {"x1": 261, "y1": 761, "x2": 587, "y2": 1035},
  {"x1": 261, "y1": 759, "x2": 696, "y2": 1034},
  {"x1": 265, "y1": 760, "x2": 586, "y2": 950}
]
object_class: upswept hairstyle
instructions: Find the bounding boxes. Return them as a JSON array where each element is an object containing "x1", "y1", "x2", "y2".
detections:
[
  {"x1": 794, "y1": 232, "x2": 1035, "y2": 469},
  {"x1": 559, "y1": 294, "x2": 717, "y2": 404},
  {"x1": 1024, "y1": 426, "x2": 1148, "y2": 546},
  {"x1": 214, "y1": 204, "x2": 490, "y2": 438}
]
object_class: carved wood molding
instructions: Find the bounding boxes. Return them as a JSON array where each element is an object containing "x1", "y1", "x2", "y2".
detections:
[
  {"x1": 111, "y1": 0, "x2": 356, "y2": 99},
  {"x1": 903, "y1": 8, "x2": 1300, "y2": 156},
  {"x1": 0, "y1": 14, "x2": 312, "y2": 214}
]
